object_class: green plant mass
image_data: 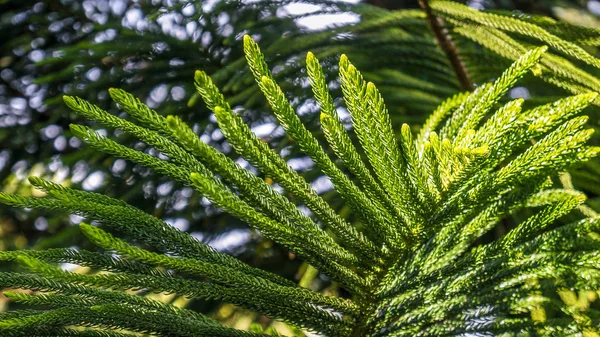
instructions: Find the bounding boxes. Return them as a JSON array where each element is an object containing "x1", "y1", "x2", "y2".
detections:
[{"x1": 1, "y1": 33, "x2": 600, "y2": 336}]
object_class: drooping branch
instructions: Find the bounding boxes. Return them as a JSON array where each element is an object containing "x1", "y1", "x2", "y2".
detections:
[{"x1": 419, "y1": 0, "x2": 475, "y2": 91}]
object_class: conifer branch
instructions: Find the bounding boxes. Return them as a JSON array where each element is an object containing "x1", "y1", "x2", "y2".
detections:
[
  {"x1": 1, "y1": 34, "x2": 600, "y2": 337},
  {"x1": 419, "y1": 0, "x2": 474, "y2": 91}
]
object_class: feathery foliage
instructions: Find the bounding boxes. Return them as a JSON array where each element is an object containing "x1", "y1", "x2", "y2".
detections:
[
  {"x1": 5, "y1": 0, "x2": 600, "y2": 259},
  {"x1": 2, "y1": 35, "x2": 600, "y2": 336}
]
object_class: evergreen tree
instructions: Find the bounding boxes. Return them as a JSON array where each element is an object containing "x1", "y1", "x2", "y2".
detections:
[{"x1": 1, "y1": 34, "x2": 600, "y2": 336}]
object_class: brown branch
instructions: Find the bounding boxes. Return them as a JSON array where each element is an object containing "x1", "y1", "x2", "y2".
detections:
[{"x1": 419, "y1": 0, "x2": 474, "y2": 91}]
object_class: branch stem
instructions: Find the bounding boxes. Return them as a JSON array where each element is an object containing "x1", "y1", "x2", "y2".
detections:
[{"x1": 419, "y1": 0, "x2": 474, "y2": 91}]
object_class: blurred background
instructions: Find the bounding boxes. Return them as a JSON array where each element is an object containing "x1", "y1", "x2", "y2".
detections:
[{"x1": 1, "y1": 0, "x2": 600, "y2": 332}]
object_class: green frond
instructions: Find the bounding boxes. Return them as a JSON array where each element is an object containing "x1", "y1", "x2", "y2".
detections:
[
  {"x1": 339, "y1": 55, "x2": 422, "y2": 239},
  {"x1": 308, "y1": 52, "x2": 400, "y2": 228},
  {"x1": 249, "y1": 42, "x2": 398, "y2": 250},
  {"x1": 441, "y1": 46, "x2": 546, "y2": 142},
  {"x1": 449, "y1": 14, "x2": 600, "y2": 101},
  {"x1": 2, "y1": 35, "x2": 600, "y2": 337},
  {"x1": 188, "y1": 172, "x2": 367, "y2": 294},
  {"x1": 164, "y1": 114, "x2": 358, "y2": 271},
  {"x1": 79, "y1": 223, "x2": 358, "y2": 333},
  {"x1": 499, "y1": 193, "x2": 586, "y2": 249},
  {"x1": 108, "y1": 88, "x2": 167, "y2": 134},
  {"x1": 431, "y1": 1, "x2": 600, "y2": 69},
  {"x1": 64, "y1": 96, "x2": 212, "y2": 180},
  {"x1": 205, "y1": 94, "x2": 381, "y2": 264},
  {"x1": 69, "y1": 124, "x2": 192, "y2": 183},
  {"x1": 2, "y1": 178, "x2": 292, "y2": 287},
  {"x1": 416, "y1": 91, "x2": 470, "y2": 151}
]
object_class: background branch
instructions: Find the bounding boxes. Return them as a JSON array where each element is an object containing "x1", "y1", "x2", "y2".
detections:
[{"x1": 419, "y1": 0, "x2": 475, "y2": 91}]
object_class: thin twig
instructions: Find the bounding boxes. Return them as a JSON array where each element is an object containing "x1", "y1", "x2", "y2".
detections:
[{"x1": 419, "y1": 0, "x2": 474, "y2": 91}]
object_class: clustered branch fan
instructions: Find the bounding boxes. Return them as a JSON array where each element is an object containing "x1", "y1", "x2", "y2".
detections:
[
  {"x1": 6, "y1": 0, "x2": 600, "y2": 256},
  {"x1": 1, "y1": 36, "x2": 600, "y2": 336}
]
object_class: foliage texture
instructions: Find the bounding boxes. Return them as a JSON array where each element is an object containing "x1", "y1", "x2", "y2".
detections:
[
  {"x1": 1, "y1": 34, "x2": 600, "y2": 336},
  {"x1": 4, "y1": 1, "x2": 600, "y2": 255}
]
